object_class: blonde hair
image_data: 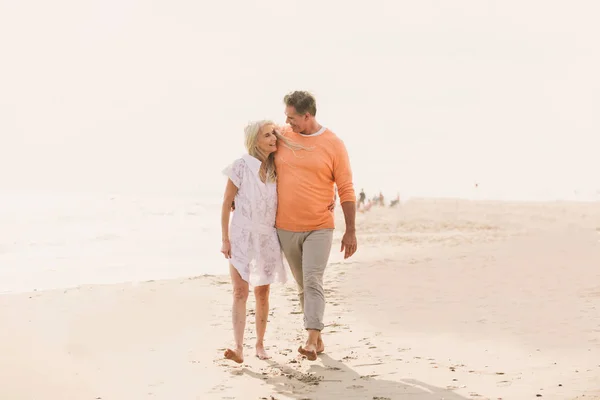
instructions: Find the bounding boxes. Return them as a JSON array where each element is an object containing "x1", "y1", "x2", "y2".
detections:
[{"x1": 244, "y1": 120, "x2": 311, "y2": 183}]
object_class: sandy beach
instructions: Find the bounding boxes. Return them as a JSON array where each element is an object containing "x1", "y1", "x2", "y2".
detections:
[{"x1": 1, "y1": 198, "x2": 599, "y2": 399}]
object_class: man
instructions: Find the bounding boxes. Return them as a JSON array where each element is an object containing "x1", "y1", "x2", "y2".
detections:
[
  {"x1": 358, "y1": 189, "x2": 366, "y2": 207},
  {"x1": 275, "y1": 90, "x2": 358, "y2": 361}
]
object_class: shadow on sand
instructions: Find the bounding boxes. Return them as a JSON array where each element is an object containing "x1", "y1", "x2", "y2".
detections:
[{"x1": 242, "y1": 353, "x2": 469, "y2": 400}]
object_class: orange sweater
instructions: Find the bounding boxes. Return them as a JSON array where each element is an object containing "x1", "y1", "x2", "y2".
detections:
[{"x1": 275, "y1": 127, "x2": 355, "y2": 232}]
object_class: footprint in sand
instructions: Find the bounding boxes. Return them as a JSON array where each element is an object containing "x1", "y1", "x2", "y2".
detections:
[
  {"x1": 360, "y1": 374, "x2": 379, "y2": 379},
  {"x1": 346, "y1": 385, "x2": 364, "y2": 389}
]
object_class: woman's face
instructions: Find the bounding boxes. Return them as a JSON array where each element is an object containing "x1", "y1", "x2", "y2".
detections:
[{"x1": 256, "y1": 123, "x2": 277, "y2": 155}]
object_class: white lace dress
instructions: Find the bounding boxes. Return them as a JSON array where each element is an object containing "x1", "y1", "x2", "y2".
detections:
[{"x1": 223, "y1": 154, "x2": 287, "y2": 287}]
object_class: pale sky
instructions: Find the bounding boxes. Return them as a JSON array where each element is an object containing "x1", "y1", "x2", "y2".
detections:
[{"x1": 1, "y1": 0, "x2": 599, "y2": 200}]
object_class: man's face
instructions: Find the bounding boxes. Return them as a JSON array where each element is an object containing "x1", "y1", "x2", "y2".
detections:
[{"x1": 285, "y1": 105, "x2": 309, "y2": 133}]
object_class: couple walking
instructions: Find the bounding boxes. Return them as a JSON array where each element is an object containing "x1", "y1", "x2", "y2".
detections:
[{"x1": 220, "y1": 91, "x2": 357, "y2": 363}]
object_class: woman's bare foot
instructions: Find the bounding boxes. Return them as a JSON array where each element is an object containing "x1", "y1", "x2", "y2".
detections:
[
  {"x1": 298, "y1": 343, "x2": 318, "y2": 361},
  {"x1": 224, "y1": 347, "x2": 244, "y2": 364},
  {"x1": 255, "y1": 344, "x2": 271, "y2": 360}
]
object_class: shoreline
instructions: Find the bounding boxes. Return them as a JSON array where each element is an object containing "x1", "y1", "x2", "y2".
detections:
[{"x1": 3, "y1": 197, "x2": 598, "y2": 296}]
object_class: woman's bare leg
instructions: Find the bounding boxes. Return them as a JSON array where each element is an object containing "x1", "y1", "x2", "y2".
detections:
[
  {"x1": 224, "y1": 265, "x2": 249, "y2": 363},
  {"x1": 254, "y1": 284, "x2": 271, "y2": 359}
]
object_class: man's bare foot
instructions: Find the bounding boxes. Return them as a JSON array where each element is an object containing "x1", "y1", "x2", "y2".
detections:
[
  {"x1": 255, "y1": 345, "x2": 271, "y2": 360},
  {"x1": 224, "y1": 348, "x2": 244, "y2": 364},
  {"x1": 317, "y1": 338, "x2": 325, "y2": 354},
  {"x1": 298, "y1": 344, "x2": 318, "y2": 361}
]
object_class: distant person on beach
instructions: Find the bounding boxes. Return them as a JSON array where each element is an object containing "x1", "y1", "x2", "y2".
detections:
[
  {"x1": 358, "y1": 189, "x2": 366, "y2": 206},
  {"x1": 390, "y1": 193, "x2": 400, "y2": 207},
  {"x1": 220, "y1": 120, "x2": 307, "y2": 363},
  {"x1": 275, "y1": 91, "x2": 358, "y2": 361}
]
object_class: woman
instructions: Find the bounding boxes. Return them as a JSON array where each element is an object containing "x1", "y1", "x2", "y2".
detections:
[{"x1": 220, "y1": 120, "x2": 305, "y2": 363}]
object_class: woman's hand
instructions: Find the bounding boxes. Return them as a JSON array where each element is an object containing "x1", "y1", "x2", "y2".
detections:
[
  {"x1": 328, "y1": 201, "x2": 336, "y2": 212},
  {"x1": 221, "y1": 239, "x2": 232, "y2": 259}
]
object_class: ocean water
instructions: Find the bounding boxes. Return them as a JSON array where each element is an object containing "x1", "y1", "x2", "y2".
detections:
[
  {"x1": 0, "y1": 190, "x2": 226, "y2": 294},
  {"x1": 2, "y1": 185, "x2": 599, "y2": 294}
]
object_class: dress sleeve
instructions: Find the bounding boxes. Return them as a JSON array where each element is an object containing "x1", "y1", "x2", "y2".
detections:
[{"x1": 222, "y1": 158, "x2": 245, "y2": 188}]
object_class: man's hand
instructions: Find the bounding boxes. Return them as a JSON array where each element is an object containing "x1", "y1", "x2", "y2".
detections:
[{"x1": 340, "y1": 230, "x2": 357, "y2": 259}]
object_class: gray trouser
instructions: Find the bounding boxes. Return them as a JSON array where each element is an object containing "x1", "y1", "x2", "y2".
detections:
[{"x1": 277, "y1": 228, "x2": 334, "y2": 331}]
